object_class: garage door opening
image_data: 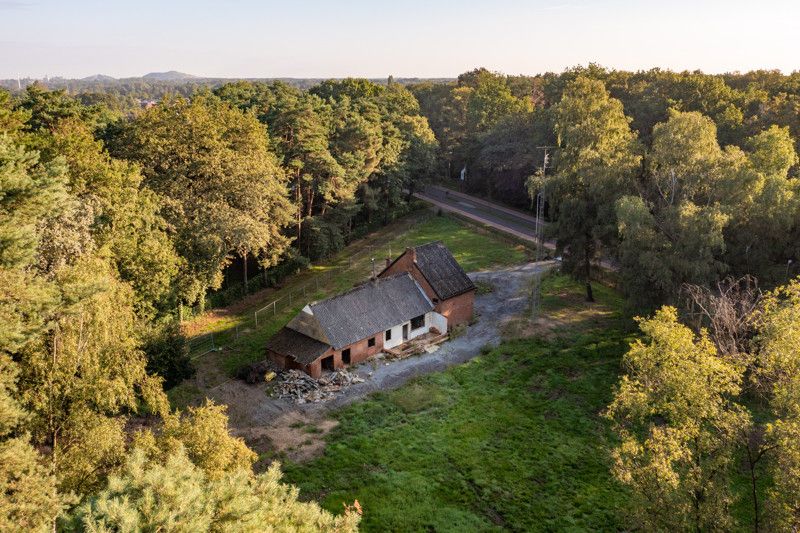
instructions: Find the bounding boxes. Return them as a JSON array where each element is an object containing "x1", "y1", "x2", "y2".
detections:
[{"x1": 321, "y1": 355, "x2": 334, "y2": 371}]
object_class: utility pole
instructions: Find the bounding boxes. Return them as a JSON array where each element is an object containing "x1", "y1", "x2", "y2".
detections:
[{"x1": 530, "y1": 146, "x2": 553, "y2": 318}]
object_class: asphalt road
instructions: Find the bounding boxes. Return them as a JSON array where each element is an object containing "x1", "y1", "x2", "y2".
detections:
[
  {"x1": 414, "y1": 185, "x2": 555, "y2": 251},
  {"x1": 414, "y1": 186, "x2": 627, "y2": 272}
]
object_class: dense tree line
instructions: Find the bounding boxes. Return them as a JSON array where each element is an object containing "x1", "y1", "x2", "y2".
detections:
[
  {"x1": 606, "y1": 279, "x2": 800, "y2": 531},
  {"x1": 0, "y1": 78, "x2": 436, "y2": 529},
  {"x1": 412, "y1": 67, "x2": 800, "y2": 306}
]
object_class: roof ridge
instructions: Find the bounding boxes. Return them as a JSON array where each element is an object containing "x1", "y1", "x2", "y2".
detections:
[{"x1": 310, "y1": 271, "x2": 412, "y2": 308}]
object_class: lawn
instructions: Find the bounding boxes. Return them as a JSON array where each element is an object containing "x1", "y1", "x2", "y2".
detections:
[
  {"x1": 281, "y1": 274, "x2": 635, "y2": 532},
  {"x1": 170, "y1": 210, "x2": 533, "y2": 407}
]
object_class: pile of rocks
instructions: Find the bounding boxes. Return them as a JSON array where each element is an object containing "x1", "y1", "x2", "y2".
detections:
[{"x1": 272, "y1": 369, "x2": 365, "y2": 404}]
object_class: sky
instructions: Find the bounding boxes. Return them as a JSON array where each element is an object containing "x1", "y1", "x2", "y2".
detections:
[{"x1": 1, "y1": 0, "x2": 798, "y2": 79}]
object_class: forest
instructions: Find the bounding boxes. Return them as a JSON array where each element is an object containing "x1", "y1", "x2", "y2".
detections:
[{"x1": 1, "y1": 65, "x2": 800, "y2": 531}]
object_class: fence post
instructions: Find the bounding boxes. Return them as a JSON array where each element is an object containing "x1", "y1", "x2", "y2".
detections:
[
  {"x1": 210, "y1": 332, "x2": 215, "y2": 351},
  {"x1": 254, "y1": 311, "x2": 258, "y2": 327},
  {"x1": 273, "y1": 300, "x2": 276, "y2": 316}
]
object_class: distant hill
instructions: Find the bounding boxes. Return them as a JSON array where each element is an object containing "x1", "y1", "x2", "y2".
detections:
[
  {"x1": 82, "y1": 74, "x2": 116, "y2": 82},
  {"x1": 142, "y1": 71, "x2": 197, "y2": 81}
]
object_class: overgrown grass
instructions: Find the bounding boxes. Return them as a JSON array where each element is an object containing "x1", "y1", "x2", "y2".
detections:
[{"x1": 282, "y1": 275, "x2": 635, "y2": 531}]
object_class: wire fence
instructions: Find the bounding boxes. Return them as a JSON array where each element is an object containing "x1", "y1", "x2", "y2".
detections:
[
  {"x1": 253, "y1": 267, "x2": 338, "y2": 326},
  {"x1": 186, "y1": 239, "x2": 419, "y2": 360}
]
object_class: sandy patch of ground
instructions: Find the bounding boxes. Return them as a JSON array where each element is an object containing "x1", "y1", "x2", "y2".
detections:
[
  {"x1": 501, "y1": 287, "x2": 616, "y2": 340},
  {"x1": 237, "y1": 411, "x2": 339, "y2": 465}
]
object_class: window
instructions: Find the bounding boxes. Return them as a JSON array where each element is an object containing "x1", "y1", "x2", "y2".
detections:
[
  {"x1": 411, "y1": 314, "x2": 425, "y2": 330},
  {"x1": 385, "y1": 329, "x2": 392, "y2": 341},
  {"x1": 368, "y1": 337, "x2": 376, "y2": 347}
]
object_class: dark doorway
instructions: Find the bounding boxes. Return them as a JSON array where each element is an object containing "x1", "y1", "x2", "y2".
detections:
[
  {"x1": 342, "y1": 348, "x2": 351, "y2": 365},
  {"x1": 322, "y1": 355, "x2": 334, "y2": 371},
  {"x1": 402, "y1": 324, "x2": 409, "y2": 340}
]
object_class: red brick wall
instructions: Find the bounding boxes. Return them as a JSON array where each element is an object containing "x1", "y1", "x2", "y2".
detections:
[
  {"x1": 381, "y1": 249, "x2": 475, "y2": 330},
  {"x1": 269, "y1": 332, "x2": 386, "y2": 379},
  {"x1": 337, "y1": 333, "x2": 384, "y2": 366},
  {"x1": 268, "y1": 347, "x2": 333, "y2": 379},
  {"x1": 435, "y1": 290, "x2": 475, "y2": 329},
  {"x1": 380, "y1": 251, "x2": 439, "y2": 304}
]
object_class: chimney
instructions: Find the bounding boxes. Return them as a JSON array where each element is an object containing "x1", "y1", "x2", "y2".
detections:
[{"x1": 371, "y1": 258, "x2": 376, "y2": 280}]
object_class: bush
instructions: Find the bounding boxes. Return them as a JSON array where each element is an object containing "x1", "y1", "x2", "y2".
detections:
[
  {"x1": 142, "y1": 321, "x2": 194, "y2": 389},
  {"x1": 264, "y1": 250, "x2": 310, "y2": 286}
]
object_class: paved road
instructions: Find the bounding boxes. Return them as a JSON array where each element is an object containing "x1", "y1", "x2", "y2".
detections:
[
  {"x1": 414, "y1": 186, "x2": 617, "y2": 274},
  {"x1": 414, "y1": 186, "x2": 555, "y2": 251}
]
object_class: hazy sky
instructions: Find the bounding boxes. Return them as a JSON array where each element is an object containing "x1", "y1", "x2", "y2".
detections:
[{"x1": 1, "y1": 0, "x2": 798, "y2": 79}]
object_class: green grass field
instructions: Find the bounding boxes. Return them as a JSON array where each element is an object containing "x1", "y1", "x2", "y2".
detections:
[{"x1": 282, "y1": 274, "x2": 636, "y2": 531}]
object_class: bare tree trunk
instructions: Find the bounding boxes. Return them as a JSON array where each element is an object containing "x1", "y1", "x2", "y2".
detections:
[
  {"x1": 242, "y1": 250, "x2": 248, "y2": 294},
  {"x1": 306, "y1": 187, "x2": 315, "y2": 218},
  {"x1": 296, "y1": 184, "x2": 302, "y2": 242},
  {"x1": 584, "y1": 243, "x2": 594, "y2": 302}
]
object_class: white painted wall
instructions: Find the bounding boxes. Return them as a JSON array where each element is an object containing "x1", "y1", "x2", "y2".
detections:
[
  {"x1": 382, "y1": 311, "x2": 441, "y2": 350},
  {"x1": 407, "y1": 312, "x2": 430, "y2": 341},
  {"x1": 429, "y1": 312, "x2": 447, "y2": 335},
  {"x1": 383, "y1": 324, "x2": 404, "y2": 349}
]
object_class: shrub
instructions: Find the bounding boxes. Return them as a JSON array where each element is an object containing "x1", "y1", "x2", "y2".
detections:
[{"x1": 142, "y1": 321, "x2": 194, "y2": 389}]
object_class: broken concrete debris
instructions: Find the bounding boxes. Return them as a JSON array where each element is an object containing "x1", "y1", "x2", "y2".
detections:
[{"x1": 271, "y1": 369, "x2": 365, "y2": 404}]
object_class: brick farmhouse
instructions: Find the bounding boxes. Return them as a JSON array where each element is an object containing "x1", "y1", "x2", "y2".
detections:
[
  {"x1": 265, "y1": 242, "x2": 475, "y2": 378},
  {"x1": 378, "y1": 241, "x2": 475, "y2": 327}
]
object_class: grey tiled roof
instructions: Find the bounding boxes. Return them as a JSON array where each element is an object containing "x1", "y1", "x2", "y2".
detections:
[
  {"x1": 307, "y1": 273, "x2": 433, "y2": 350},
  {"x1": 413, "y1": 241, "x2": 475, "y2": 300},
  {"x1": 265, "y1": 327, "x2": 330, "y2": 365}
]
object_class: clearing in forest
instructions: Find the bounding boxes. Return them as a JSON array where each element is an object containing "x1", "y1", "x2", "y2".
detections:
[{"x1": 169, "y1": 210, "x2": 533, "y2": 409}]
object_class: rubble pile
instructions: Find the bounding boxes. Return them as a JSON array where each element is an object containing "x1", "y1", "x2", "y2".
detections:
[{"x1": 272, "y1": 369, "x2": 365, "y2": 404}]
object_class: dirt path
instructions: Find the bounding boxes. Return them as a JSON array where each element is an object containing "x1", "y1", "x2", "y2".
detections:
[{"x1": 205, "y1": 261, "x2": 553, "y2": 462}]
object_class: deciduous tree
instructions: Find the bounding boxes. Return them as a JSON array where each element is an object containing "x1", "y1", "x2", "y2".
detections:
[{"x1": 606, "y1": 307, "x2": 748, "y2": 531}]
